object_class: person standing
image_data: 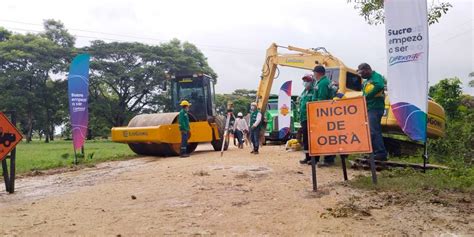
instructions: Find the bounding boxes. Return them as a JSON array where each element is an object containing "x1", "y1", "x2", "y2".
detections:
[
  {"x1": 234, "y1": 112, "x2": 249, "y2": 149},
  {"x1": 178, "y1": 100, "x2": 191, "y2": 158},
  {"x1": 299, "y1": 73, "x2": 317, "y2": 164},
  {"x1": 313, "y1": 65, "x2": 336, "y2": 166},
  {"x1": 249, "y1": 102, "x2": 262, "y2": 154},
  {"x1": 358, "y1": 63, "x2": 388, "y2": 161}
]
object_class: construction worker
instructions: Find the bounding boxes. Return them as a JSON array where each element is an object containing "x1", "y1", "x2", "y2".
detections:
[
  {"x1": 178, "y1": 100, "x2": 191, "y2": 158},
  {"x1": 358, "y1": 63, "x2": 388, "y2": 161},
  {"x1": 249, "y1": 102, "x2": 262, "y2": 154},
  {"x1": 299, "y1": 73, "x2": 317, "y2": 164},
  {"x1": 313, "y1": 65, "x2": 336, "y2": 166},
  {"x1": 234, "y1": 112, "x2": 249, "y2": 149}
]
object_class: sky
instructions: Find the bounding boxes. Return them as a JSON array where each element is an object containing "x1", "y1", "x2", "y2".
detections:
[{"x1": 1, "y1": 0, "x2": 473, "y2": 95}]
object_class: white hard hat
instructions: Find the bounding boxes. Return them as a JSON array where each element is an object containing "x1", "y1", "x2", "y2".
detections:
[
  {"x1": 237, "y1": 112, "x2": 243, "y2": 117},
  {"x1": 251, "y1": 102, "x2": 257, "y2": 106}
]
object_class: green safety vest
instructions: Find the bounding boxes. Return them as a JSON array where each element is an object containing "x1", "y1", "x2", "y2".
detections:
[
  {"x1": 178, "y1": 109, "x2": 190, "y2": 132},
  {"x1": 362, "y1": 71, "x2": 385, "y2": 111},
  {"x1": 250, "y1": 109, "x2": 262, "y2": 129}
]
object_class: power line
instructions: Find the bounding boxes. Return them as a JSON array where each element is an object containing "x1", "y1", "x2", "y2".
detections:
[
  {"x1": 1, "y1": 26, "x2": 261, "y2": 56},
  {"x1": 0, "y1": 19, "x2": 262, "y2": 53}
]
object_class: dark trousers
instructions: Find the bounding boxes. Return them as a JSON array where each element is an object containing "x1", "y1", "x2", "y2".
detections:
[
  {"x1": 368, "y1": 109, "x2": 387, "y2": 159},
  {"x1": 302, "y1": 120, "x2": 336, "y2": 163},
  {"x1": 250, "y1": 127, "x2": 260, "y2": 151},
  {"x1": 235, "y1": 130, "x2": 244, "y2": 145},
  {"x1": 180, "y1": 131, "x2": 189, "y2": 155},
  {"x1": 301, "y1": 120, "x2": 311, "y2": 160}
]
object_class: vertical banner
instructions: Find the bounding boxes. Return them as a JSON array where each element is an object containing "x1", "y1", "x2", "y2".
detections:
[
  {"x1": 385, "y1": 0, "x2": 429, "y2": 142},
  {"x1": 68, "y1": 54, "x2": 90, "y2": 150},
  {"x1": 278, "y1": 81, "x2": 292, "y2": 139}
]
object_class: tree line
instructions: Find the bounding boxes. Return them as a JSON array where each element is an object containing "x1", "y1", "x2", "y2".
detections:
[{"x1": 0, "y1": 20, "x2": 216, "y2": 142}]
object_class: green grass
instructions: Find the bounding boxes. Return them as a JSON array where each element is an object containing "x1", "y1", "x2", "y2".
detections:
[
  {"x1": 6, "y1": 140, "x2": 137, "y2": 175},
  {"x1": 350, "y1": 166, "x2": 474, "y2": 194}
]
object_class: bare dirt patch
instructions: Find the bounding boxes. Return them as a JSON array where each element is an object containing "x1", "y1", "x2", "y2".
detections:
[{"x1": 0, "y1": 144, "x2": 472, "y2": 236}]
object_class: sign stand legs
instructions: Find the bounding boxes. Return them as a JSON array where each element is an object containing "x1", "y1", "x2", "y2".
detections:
[
  {"x1": 341, "y1": 155, "x2": 348, "y2": 181},
  {"x1": 73, "y1": 149, "x2": 78, "y2": 165},
  {"x1": 2, "y1": 159, "x2": 10, "y2": 192},
  {"x1": 1, "y1": 111, "x2": 18, "y2": 193},
  {"x1": 310, "y1": 156, "x2": 317, "y2": 191}
]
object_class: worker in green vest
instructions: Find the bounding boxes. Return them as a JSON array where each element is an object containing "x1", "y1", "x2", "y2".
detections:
[
  {"x1": 249, "y1": 102, "x2": 262, "y2": 154},
  {"x1": 299, "y1": 73, "x2": 317, "y2": 164},
  {"x1": 313, "y1": 65, "x2": 336, "y2": 167},
  {"x1": 178, "y1": 100, "x2": 191, "y2": 158},
  {"x1": 358, "y1": 63, "x2": 387, "y2": 161}
]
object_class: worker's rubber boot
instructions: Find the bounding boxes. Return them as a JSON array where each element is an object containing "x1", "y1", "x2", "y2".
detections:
[{"x1": 299, "y1": 157, "x2": 311, "y2": 164}]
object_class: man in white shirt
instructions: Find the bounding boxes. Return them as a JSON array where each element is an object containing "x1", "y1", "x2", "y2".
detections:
[{"x1": 234, "y1": 112, "x2": 249, "y2": 149}]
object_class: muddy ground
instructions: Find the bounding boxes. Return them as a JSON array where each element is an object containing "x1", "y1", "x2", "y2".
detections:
[{"x1": 0, "y1": 144, "x2": 472, "y2": 236}]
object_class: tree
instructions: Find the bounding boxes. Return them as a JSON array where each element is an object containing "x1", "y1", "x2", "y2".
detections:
[
  {"x1": 85, "y1": 39, "x2": 217, "y2": 127},
  {"x1": 0, "y1": 20, "x2": 74, "y2": 142},
  {"x1": 348, "y1": 0, "x2": 452, "y2": 25},
  {"x1": 469, "y1": 72, "x2": 474, "y2": 88},
  {"x1": 429, "y1": 77, "x2": 463, "y2": 119},
  {"x1": 0, "y1": 33, "x2": 64, "y2": 141},
  {"x1": 215, "y1": 89, "x2": 257, "y2": 116}
]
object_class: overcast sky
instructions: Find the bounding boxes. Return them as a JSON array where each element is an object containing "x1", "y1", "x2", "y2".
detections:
[{"x1": 1, "y1": 0, "x2": 473, "y2": 95}]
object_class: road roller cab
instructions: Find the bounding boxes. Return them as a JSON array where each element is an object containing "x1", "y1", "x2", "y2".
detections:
[{"x1": 111, "y1": 74, "x2": 229, "y2": 156}]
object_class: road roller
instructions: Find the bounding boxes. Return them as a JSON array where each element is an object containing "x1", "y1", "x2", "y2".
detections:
[{"x1": 111, "y1": 74, "x2": 229, "y2": 156}]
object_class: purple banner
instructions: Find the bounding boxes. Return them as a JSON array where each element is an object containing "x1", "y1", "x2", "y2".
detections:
[{"x1": 67, "y1": 54, "x2": 90, "y2": 150}]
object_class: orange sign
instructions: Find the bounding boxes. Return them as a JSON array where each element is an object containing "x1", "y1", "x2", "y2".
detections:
[
  {"x1": 0, "y1": 112, "x2": 23, "y2": 161},
  {"x1": 307, "y1": 97, "x2": 372, "y2": 156}
]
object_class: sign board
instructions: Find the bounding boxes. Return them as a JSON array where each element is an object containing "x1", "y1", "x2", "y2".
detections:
[
  {"x1": 307, "y1": 97, "x2": 372, "y2": 156},
  {"x1": 0, "y1": 112, "x2": 23, "y2": 161}
]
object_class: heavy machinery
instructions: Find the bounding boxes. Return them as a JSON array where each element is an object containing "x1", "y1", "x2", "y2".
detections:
[
  {"x1": 111, "y1": 74, "x2": 228, "y2": 156},
  {"x1": 255, "y1": 43, "x2": 446, "y2": 154}
]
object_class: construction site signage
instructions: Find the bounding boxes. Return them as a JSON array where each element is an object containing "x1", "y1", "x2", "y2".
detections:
[
  {"x1": 307, "y1": 97, "x2": 372, "y2": 156},
  {"x1": 0, "y1": 112, "x2": 23, "y2": 161}
]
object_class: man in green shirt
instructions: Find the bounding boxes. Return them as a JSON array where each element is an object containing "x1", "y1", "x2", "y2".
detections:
[
  {"x1": 178, "y1": 100, "x2": 191, "y2": 158},
  {"x1": 313, "y1": 65, "x2": 336, "y2": 166},
  {"x1": 299, "y1": 73, "x2": 317, "y2": 164},
  {"x1": 358, "y1": 63, "x2": 387, "y2": 161}
]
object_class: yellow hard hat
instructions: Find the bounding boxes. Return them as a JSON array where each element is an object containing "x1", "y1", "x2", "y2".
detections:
[{"x1": 180, "y1": 100, "x2": 191, "y2": 106}]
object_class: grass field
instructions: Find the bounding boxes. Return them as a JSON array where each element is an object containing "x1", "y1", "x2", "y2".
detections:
[{"x1": 4, "y1": 140, "x2": 137, "y2": 175}]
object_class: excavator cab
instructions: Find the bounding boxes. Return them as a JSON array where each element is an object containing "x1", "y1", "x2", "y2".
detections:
[
  {"x1": 170, "y1": 74, "x2": 216, "y2": 121},
  {"x1": 325, "y1": 68, "x2": 362, "y2": 92}
]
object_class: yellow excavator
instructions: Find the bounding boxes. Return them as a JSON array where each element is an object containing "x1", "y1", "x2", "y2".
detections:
[
  {"x1": 111, "y1": 74, "x2": 229, "y2": 156},
  {"x1": 255, "y1": 43, "x2": 446, "y2": 154}
]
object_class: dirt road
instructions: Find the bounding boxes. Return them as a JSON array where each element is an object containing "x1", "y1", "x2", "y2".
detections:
[{"x1": 0, "y1": 144, "x2": 472, "y2": 236}]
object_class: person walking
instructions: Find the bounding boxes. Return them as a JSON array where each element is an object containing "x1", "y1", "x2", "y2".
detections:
[
  {"x1": 178, "y1": 100, "x2": 191, "y2": 158},
  {"x1": 234, "y1": 112, "x2": 249, "y2": 149},
  {"x1": 358, "y1": 63, "x2": 388, "y2": 161},
  {"x1": 249, "y1": 102, "x2": 262, "y2": 154},
  {"x1": 299, "y1": 73, "x2": 317, "y2": 164}
]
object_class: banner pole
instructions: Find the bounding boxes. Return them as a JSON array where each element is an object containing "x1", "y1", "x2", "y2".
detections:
[
  {"x1": 422, "y1": 113, "x2": 429, "y2": 173},
  {"x1": 73, "y1": 147, "x2": 78, "y2": 165}
]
